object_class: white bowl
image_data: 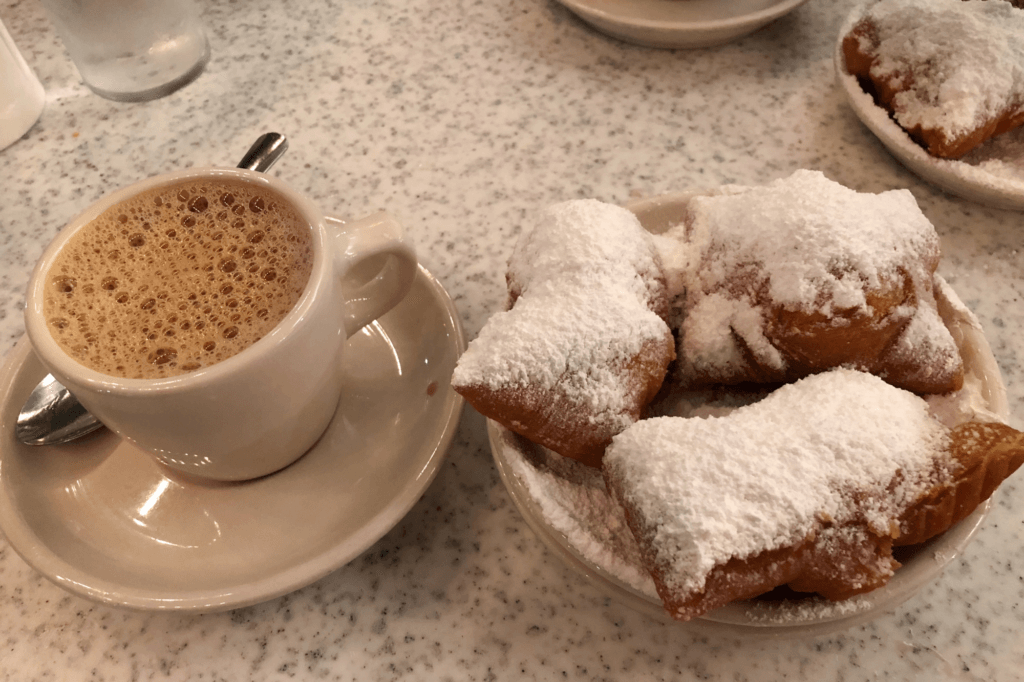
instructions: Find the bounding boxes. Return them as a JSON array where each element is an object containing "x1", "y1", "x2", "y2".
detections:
[
  {"x1": 556, "y1": 0, "x2": 814, "y2": 49},
  {"x1": 488, "y1": 192, "x2": 1008, "y2": 637}
]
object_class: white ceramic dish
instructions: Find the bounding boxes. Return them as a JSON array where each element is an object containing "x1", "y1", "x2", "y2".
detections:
[
  {"x1": 0, "y1": 265, "x2": 465, "y2": 612},
  {"x1": 834, "y1": 8, "x2": 1024, "y2": 211},
  {"x1": 556, "y1": 0, "x2": 813, "y2": 49},
  {"x1": 488, "y1": 192, "x2": 1009, "y2": 637}
]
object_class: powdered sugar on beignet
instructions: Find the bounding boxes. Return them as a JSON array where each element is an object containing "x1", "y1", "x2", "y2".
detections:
[
  {"x1": 507, "y1": 199, "x2": 669, "y2": 316},
  {"x1": 603, "y1": 369, "x2": 953, "y2": 619},
  {"x1": 453, "y1": 199, "x2": 674, "y2": 467},
  {"x1": 661, "y1": 170, "x2": 962, "y2": 392},
  {"x1": 843, "y1": 0, "x2": 1024, "y2": 158},
  {"x1": 453, "y1": 275, "x2": 669, "y2": 423}
]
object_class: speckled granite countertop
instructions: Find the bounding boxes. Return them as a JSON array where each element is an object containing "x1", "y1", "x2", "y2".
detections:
[{"x1": 1, "y1": 0, "x2": 1023, "y2": 679}]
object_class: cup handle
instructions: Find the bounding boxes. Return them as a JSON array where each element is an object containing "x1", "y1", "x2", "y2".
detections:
[{"x1": 325, "y1": 213, "x2": 418, "y2": 338}]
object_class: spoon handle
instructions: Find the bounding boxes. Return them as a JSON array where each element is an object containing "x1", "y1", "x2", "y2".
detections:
[{"x1": 237, "y1": 132, "x2": 288, "y2": 172}]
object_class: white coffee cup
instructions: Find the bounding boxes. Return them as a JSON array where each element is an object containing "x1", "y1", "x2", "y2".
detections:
[{"x1": 24, "y1": 167, "x2": 417, "y2": 481}]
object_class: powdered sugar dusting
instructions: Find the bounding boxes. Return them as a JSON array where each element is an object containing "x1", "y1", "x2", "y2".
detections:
[
  {"x1": 453, "y1": 276, "x2": 669, "y2": 430},
  {"x1": 603, "y1": 369, "x2": 952, "y2": 598},
  {"x1": 507, "y1": 199, "x2": 664, "y2": 308},
  {"x1": 503, "y1": 435, "x2": 658, "y2": 596},
  {"x1": 743, "y1": 595, "x2": 873, "y2": 624},
  {"x1": 966, "y1": 125, "x2": 1024, "y2": 182},
  {"x1": 453, "y1": 199, "x2": 670, "y2": 427},
  {"x1": 858, "y1": 0, "x2": 1024, "y2": 140},
  {"x1": 675, "y1": 170, "x2": 936, "y2": 314},
  {"x1": 659, "y1": 170, "x2": 950, "y2": 383},
  {"x1": 879, "y1": 281, "x2": 962, "y2": 388}
]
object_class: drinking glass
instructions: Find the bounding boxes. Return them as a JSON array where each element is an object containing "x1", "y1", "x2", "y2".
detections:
[{"x1": 39, "y1": 0, "x2": 210, "y2": 102}]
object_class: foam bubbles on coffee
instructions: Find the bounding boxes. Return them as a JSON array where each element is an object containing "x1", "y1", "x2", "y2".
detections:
[{"x1": 44, "y1": 179, "x2": 314, "y2": 379}]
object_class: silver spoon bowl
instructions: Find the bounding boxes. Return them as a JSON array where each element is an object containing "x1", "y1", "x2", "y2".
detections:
[{"x1": 15, "y1": 133, "x2": 289, "y2": 446}]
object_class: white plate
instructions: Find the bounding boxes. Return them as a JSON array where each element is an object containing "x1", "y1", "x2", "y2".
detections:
[
  {"x1": 0, "y1": 265, "x2": 465, "y2": 612},
  {"x1": 834, "y1": 8, "x2": 1024, "y2": 211},
  {"x1": 488, "y1": 193, "x2": 1008, "y2": 637},
  {"x1": 557, "y1": 0, "x2": 813, "y2": 49}
]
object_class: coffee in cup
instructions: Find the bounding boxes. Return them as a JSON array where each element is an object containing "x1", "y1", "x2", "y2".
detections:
[{"x1": 44, "y1": 179, "x2": 313, "y2": 379}]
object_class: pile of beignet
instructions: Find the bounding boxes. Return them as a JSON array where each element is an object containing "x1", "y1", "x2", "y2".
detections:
[
  {"x1": 842, "y1": 0, "x2": 1024, "y2": 159},
  {"x1": 452, "y1": 170, "x2": 1024, "y2": 621}
]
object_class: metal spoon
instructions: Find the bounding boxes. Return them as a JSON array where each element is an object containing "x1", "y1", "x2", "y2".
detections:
[{"x1": 15, "y1": 133, "x2": 290, "y2": 446}]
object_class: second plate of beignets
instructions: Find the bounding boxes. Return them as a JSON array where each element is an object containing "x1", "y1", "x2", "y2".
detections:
[
  {"x1": 663, "y1": 170, "x2": 963, "y2": 393},
  {"x1": 842, "y1": 0, "x2": 1024, "y2": 160},
  {"x1": 602, "y1": 368, "x2": 1024, "y2": 622}
]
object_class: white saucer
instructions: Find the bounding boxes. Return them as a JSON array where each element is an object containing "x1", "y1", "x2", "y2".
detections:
[
  {"x1": 0, "y1": 265, "x2": 465, "y2": 612},
  {"x1": 834, "y1": 8, "x2": 1024, "y2": 211},
  {"x1": 489, "y1": 192, "x2": 1007, "y2": 637},
  {"x1": 556, "y1": 0, "x2": 813, "y2": 49}
]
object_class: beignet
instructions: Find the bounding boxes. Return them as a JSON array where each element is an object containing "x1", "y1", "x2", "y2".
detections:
[
  {"x1": 842, "y1": 0, "x2": 1024, "y2": 159},
  {"x1": 603, "y1": 369, "x2": 1024, "y2": 621},
  {"x1": 659, "y1": 170, "x2": 963, "y2": 393},
  {"x1": 452, "y1": 200, "x2": 674, "y2": 468}
]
